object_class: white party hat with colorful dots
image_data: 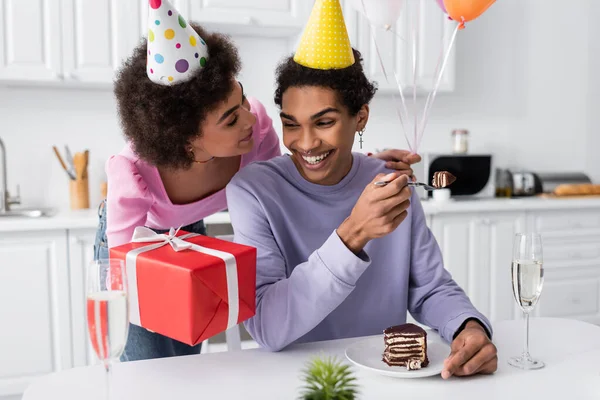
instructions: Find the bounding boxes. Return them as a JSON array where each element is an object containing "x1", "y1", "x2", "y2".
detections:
[
  {"x1": 146, "y1": 0, "x2": 209, "y2": 85},
  {"x1": 294, "y1": 0, "x2": 355, "y2": 70}
]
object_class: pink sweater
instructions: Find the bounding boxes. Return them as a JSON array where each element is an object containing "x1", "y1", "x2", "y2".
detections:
[{"x1": 106, "y1": 97, "x2": 281, "y2": 248}]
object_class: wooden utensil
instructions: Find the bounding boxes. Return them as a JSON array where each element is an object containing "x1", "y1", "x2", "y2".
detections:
[
  {"x1": 83, "y1": 150, "x2": 89, "y2": 179},
  {"x1": 52, "y1": 146, "x2": 75, "y2": 180}
]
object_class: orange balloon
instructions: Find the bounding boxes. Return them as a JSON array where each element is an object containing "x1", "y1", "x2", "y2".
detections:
[{"x1": 443, "y1": 0, "x2": 496, "y2": 29}]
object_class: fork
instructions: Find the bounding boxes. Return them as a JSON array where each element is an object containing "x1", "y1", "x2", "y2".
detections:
[{"x1": 373, "y1": 180, "x2": 438, "y2": 191}]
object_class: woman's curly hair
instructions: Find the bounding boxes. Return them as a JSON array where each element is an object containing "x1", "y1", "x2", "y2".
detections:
[
  {"x1": 274, "y1": 48, "x2": 377, "y2": 115},
  {"x1": 114, "y1": 24, "x2": 241, "y2": 169}
]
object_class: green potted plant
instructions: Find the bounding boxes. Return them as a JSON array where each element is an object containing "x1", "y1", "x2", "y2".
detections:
[{"x1": 299, "y1": 356, "x2": 359, "y2": 400}]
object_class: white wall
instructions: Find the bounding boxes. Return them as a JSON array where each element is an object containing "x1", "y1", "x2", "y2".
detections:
[
  {"x1": 367, "y1": 0, "x2": 592, "y2": 174},
  {"x1": 587, "y1": 0, "x2": 600, "y2": 182},
  {"x1": 0, "y1": 36, "x2": 288, "y2": 210},
  {"x1": 0, "y1": 0, "x2": 597, "y2": 211}
]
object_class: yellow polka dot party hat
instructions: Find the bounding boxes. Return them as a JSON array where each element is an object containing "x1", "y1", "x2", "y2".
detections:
[
  {"x1": 294, "y1": 0, "x2": 355, "y2": 70},
  {"x1": 146, "y1": 0, "x2": 209, "y2": 85}
]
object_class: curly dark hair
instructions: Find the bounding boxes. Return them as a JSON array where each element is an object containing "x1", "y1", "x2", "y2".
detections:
[
  {"x1": 274, "y1": 48, "x2": 377, "y2": 115},
  {"x1": 114, "y1": 23, "x2": 241, "y2": 169}
]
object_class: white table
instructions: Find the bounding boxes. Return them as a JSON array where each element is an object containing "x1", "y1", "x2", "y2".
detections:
[{"x1": 23, "y1": 318, "x2": 600, "y2": 399}]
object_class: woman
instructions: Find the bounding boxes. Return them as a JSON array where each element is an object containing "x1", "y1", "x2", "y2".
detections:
[{"x1": 95, "y1": 0, "x2": 420, "y2": 362}]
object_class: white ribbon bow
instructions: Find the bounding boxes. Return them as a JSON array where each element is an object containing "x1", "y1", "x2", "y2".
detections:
[{"x1": 131, "y1": 226, "x2": 192, "y2": 252}]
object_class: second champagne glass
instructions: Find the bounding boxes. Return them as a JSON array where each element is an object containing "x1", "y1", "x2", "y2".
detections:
[{"x1": 509, "y1": 233, "x2": 544, "y2": 370}]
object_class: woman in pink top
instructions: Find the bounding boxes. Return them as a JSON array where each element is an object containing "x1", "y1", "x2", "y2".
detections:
[{"x1": 94, "y1": 11, "x2": 420, "y2": 362}]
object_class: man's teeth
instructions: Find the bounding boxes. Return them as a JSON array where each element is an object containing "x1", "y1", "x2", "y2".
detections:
[{"x1": 302, "y1": 151, "x2": 331, "y2": 165}]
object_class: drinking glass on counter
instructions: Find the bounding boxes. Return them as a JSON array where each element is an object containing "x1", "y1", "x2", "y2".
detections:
[{"x1": 509, "y1": 233, "x2": 545, "y2": 370}]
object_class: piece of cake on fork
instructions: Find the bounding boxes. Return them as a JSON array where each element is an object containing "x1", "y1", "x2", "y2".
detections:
[
  {"x1": 382, "y1": 323, "x2": 429, "y2": 370},
  {"x1": 432, "y1": 171, "x2": 457, "y2": 188}
]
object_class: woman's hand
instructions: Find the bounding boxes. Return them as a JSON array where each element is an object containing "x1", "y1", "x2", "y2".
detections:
[{"x1": 371, "y1": 149, "x2": 422, "y2": 179}]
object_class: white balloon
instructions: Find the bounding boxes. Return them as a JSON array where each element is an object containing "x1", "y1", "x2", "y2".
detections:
[{"x1": 349, "y1": 0, "x2": 404, "y2": 28}]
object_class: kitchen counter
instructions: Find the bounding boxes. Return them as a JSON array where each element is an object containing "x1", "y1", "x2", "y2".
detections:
[
  {"x1": 1, "y1": 197, "x2": 599, "y2": 232},
  {"x1": 0, "y1": 208, "x2": 99, "y2": 232},
  {"x1": 0, "y1": 208, "x2": 233, "y2": 232},
  {"x1": 420, "y1": 196, "x2": 600, "y2": 214}
]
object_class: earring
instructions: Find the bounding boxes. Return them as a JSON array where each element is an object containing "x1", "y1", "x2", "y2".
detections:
[
  {"x1": 189, "y1": 147, "x2": 214, "y2": 164},
  {"x1": 357, "y1": 128, "x2": 365, "y2": 150}
]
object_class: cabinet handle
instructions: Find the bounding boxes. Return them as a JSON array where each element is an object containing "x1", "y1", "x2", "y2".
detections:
[
  {"x1": 568, "y1": 251, "x2": 582, "y2": 259},
  {"x1": 571, "y1": 297, "x2": 581, "y2": 305}
]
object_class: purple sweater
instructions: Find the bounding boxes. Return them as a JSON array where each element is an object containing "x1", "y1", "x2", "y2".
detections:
[{"x1": 226, "y1": 153, "x2": 491, "y2": 351}]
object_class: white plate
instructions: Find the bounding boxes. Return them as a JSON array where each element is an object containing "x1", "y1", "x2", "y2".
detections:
[{"x1": 345, "y1": 334, "x2": 450, "y2": 378}]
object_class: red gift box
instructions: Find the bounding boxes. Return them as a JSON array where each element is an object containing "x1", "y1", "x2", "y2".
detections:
[{"x1": 109, "y1": 227, "x2": 256, "y2": 346}]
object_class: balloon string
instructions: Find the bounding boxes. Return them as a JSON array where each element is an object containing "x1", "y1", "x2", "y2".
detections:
[
  {"x1": 360, "y1": 0, "x2": 413, "y2": 152},
  {"x1": 416, "y1": 21, "x2": 460, "y2": 151},
  {"x1": 410, "y1": 2, "x2": 420, "y2": 154},
  {"x1": 387, "y1": 28, "x2": 406, "y2": 44}
]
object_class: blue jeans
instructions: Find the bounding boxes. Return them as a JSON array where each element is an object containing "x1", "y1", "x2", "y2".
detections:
[{"x1": 93, "y1": 200, "x2": 207, "y2": 361}]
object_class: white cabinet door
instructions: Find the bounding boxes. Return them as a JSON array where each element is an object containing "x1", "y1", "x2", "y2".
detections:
[
  {"x1": 0, "y1": 0, "x2": 62, "y2": 82},
  {"x1": 67, "y1": 228, "x2": 99, "y2": 368},
  {"x1": 484, "y1": 213, "x2": 526, "y2": 322},
  {"x1": 528, "y1": 209, "x2": 600, "y2": 325},
  {"x1": 0, "y1": 230, "x2": 71, "y2": 399},
  {"x1": 190, "y1": 0, "x2": 313, "y2": 35},
  {"x1": 61, "y1": 0, "x2": 142, "y2": 83},
  {"x1": 535, "y1": 271, "x2": 600, "y2": 325},
  {"x1": 430, "y1": 214, "x2": 473, "y2": 293},
  {"x1": 430, "y1": 212, "x2": 525, "y2": 323},
  {"x1": 348, "y1": 0, "x2": 455, "y2": 93},
  {"x1": 140, "y1": 0, "x2": 313, "y2": 38}
]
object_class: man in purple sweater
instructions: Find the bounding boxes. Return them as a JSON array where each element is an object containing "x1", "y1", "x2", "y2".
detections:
[{"x1": 226, "y1": 47, "x2": 497, "y2": 382}]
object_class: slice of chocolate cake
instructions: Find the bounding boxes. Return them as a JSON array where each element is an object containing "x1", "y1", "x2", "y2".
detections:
[
  {"x1": 382, "y1": 323, "x2": 429, "y2": 370},
  {"x1": 432, "y1": 171, "x2": 457, "y2": 188}
]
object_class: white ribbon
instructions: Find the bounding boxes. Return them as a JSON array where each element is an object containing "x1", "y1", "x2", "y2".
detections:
[
  {"x1": 131, "y1": 226, "x2": 192, "y2": 251},
  {"x1": 126, "y1": 227, "x2": 239, "y2": 332}
]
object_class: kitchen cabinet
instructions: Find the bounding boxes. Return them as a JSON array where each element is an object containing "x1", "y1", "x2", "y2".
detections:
[
  {"x1": 67, "y1": 228, "x2": 99, "y2": 368},
  {"x1": 428, "y1": 206, "x2": 600, "y2": 327},
  {"x1": 0, "y1": 0, "x2": 454, "y2": 88},
  {"x1": 343, "y1": 0, "x2": 456, "y2": 94},
  {"x1": 60, "y1": 0, "x2": 142, "y2": 84},
  {"x1": 0, "y1": 230, "x2": 71, "y2": 399},
  {"x1": 0, "y1": 0, "x2": 62, "y2": 82},
  {"x1": 191, "y1": 0, "x2": 313, "y2": 38},
  {"x1": 429, "y1": 211, "x2": 526, "y2": 323},
  {"x1": 529, "y1": 211, "x2": 600, "y2": 325},
  {"x1": 139, "y1": 0, "x2": 312, "y2": 38},
  {"x1": 0, "y1": 0, "x2": 140, "y2": 85},
  {"x1": 0, "y1": 227, "x2": 99, "y2": 400},
  {"x1": 0, "y1": 0, "x2": 313, "y2": 85}
]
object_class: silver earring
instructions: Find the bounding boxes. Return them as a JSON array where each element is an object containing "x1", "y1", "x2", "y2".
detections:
[{"x1": 357, "y1": 128, "x2": 365, "y2": 150}]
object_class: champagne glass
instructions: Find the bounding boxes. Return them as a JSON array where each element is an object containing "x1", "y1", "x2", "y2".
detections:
[
  {"x1": 509, "y1": 233, "x2": 544, "y2": 370},
  {"x1": 86, "y1": 259, "x2": 129, "y2": 399}
]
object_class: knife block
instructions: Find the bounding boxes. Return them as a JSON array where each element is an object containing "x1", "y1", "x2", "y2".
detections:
[{"x1": 70, "y1": 177, "x2": 90, "y2": 210}]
